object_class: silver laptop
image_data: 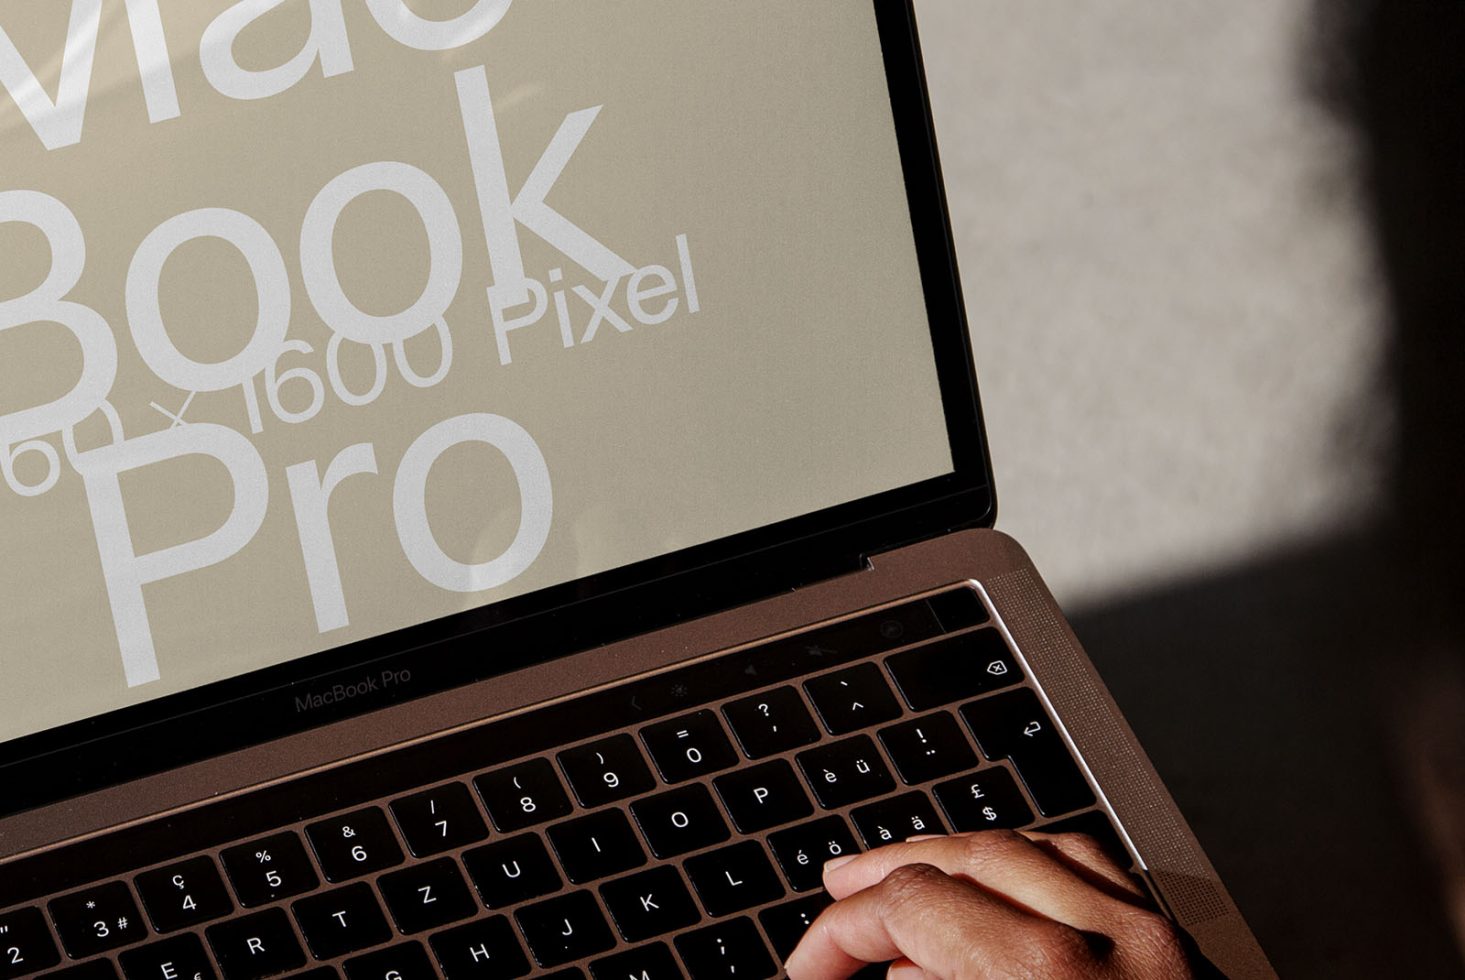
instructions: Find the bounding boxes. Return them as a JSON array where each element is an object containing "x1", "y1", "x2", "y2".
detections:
[{"x1": 0, "y1": 3, "x2": 1271, "y2": 978}]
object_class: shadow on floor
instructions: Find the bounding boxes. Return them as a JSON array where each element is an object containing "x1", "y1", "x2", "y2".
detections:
[{"x1": 1071, "y1": 533, "x2": 1464, "y2": 979}]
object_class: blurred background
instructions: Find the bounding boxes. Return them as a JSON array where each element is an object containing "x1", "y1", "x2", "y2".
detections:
[{"x1": 914, "y1": 0, "x2": 1464, "y2": 976}]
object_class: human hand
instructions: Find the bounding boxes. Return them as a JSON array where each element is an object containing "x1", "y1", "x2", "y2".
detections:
[{"x1": 784, "y1": 830, "x2": 1197, "y2": 980}]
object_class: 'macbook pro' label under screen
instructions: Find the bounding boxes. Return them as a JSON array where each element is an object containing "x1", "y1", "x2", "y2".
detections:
[{"x1": 0, "y1": 0, "x2": 953, "y2": 742}]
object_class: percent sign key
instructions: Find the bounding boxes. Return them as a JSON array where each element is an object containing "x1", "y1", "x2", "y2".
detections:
[{"x1": 223, "y1": 834, "x2": 320, "y2": 907}]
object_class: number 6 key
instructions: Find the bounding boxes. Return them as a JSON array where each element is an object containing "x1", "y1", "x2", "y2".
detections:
[{"x1": 304, "y1": 807, "x2": 404, "y2": 882}]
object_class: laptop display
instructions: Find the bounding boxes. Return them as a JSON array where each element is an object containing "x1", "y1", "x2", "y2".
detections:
[
  {"x1": 0, "y1": 9, "x2": 1271, "y2": 976},
  {"x1": 0, "y1": 3, "x2": 956, "y2": 746}
]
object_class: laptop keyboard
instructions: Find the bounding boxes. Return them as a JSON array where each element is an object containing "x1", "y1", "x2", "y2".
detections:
[{"x1": 0, "y1": 587, "x2": 1130, "y2": 979}]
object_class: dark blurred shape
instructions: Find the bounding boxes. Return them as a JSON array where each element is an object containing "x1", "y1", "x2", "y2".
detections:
[
  {"x1": 1071, "y1": 2, "x2": 1465, "y2": 976},
  {"x1": 1313, "y1": 0, "x2": 1465, "y2": 641}
]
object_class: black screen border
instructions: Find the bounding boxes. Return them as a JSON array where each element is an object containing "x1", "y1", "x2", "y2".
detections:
[{"x1": 0, "y1": 0, "x2": 996, "y2": 817}]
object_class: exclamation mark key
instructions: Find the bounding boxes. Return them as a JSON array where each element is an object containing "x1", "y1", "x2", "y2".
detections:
[{"x1": 877, "y1": 712, "x2": 979, "y2": 784}]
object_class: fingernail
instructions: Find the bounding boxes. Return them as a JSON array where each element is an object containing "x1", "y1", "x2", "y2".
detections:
[
  {"x1": 823, "y1": 854, "x2": 857, "y2": 874},
  {"x1": 888, "y1": 963, "x2": 927, "y2": 980},
  {"x1": 905, "y1": 834, "x2": 945, "y2": 842},
  {"x1": 784, "y1": 943, "x2": 814, "y2": 979}
]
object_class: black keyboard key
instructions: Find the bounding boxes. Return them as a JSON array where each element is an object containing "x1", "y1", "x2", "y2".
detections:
[
  {"x1": 292, "y1": 885, "x2": 391, "y2": 960},
  {"x1": 287, "y1": 971, "x2": 336, "y2": 980},
  {"x1": 630, "y1": 785, "x2": 731, "y2": 858},
  {"x1": 430, "y1": 917, "x2": 531, "y2": 979},
  {"x1": 206, "y1": 908, "x2": 306, "y2": 980},
  {"x1": 927, "y1": 588, "x2": 990, "y2": 632},
  {"x1": 712, "y1": 760, "x2": 813, "y2": 833},
  {"x1": 599, "y1": 867, "x2": 700, "y2": 943},
  {"x1": 558, "y1": 736, "x2": 655, "y2": 808},
  {"x1": 462, "y1": 835, "x2": 561, "y2": 909},
  {"x1": 640, "y1": 710, "x2": 738, "y2": 783},
  {"x1": 796, "y1": 736, "x2": 896, "y2": 810},
  {"x1": 878, "y1": 713, "x2": 979, "y2": 785},
  {"x1": 474, "y1": 759, "x2": 573, "y2": 833},
  {"x1": 722, "y1": 688, "x2": 820, "y2": 759},
  {"x1": 1, "y1": 906, "x2": 59, "y2": 980},
  {"x1": 344, "y1": 942, "x2": 435, "y2": 980},
  {"x1": 933, "y1": 767, "x2": 1034, "y2": 831},
  {"x1": 674, "y1": 919, "x2": 776, "y2": 980},
  {"x1": 962, "y1": 691, "x2": 1095, "y2": 816},
  {"x1": 547, "y1": 810, "x2": 646, "y2": 884},
  {"x1": 539, "y1": 972, "x2": 585, "y2": 980},
  {"x1": 118, "y1": 934, "x2": 215, "y2": 980},
  {"x1": 684, "y1": 841, "x2": 784, "y2": 917},
  {"x1": 767, "y1": 817, "x2": 862, "y2": 892},
  {"x1": 305, "y1": 809, "x2": 404, "y2": 883},
  {"x1": 135, "y1": 856, "x2": 233, "y2": 933},
  {"x1": 41, "y1": 961, "x2": 118, "y2": 980},
  {"x1": 803, "y1": 665, "x2": 901, "y2": 735},
  {"x1": 590, "y1": 944, "x2": 681, "y2": 980},
  {"x1": 221, "y1": 834, "x2": 319, "y2": 908},
  {"x1": 378, "y1": 859, "x2": 477, "y2": 934},
  {"x1": 887, "y1": 630, "x2": 1020, "y2": 711},
  {"x1": 515, "y1": 892, "x2": 615, "y2": 968},
  {"x1": 759, "y1": 893, "x2": 833, "y2": 960},
  {"x1": 1041, "y1": 811, "x2": 1134, "y2": 868},
  {"x1": 0, "y1": 906, "x2": 60, "y2": 978},
  {"x1": 390, "y1": 784, "x2": 489, "y2": 857},
  {"x1": 851, "y1": 792, "x2": 946, "y2": 848},
  {"x1": 50, "y1": 882, "x2": 148, "y2": 959}
]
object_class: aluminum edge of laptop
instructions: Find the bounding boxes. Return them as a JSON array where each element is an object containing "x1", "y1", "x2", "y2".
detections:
[
  {"x1": 0, "y1": 2, "x2": 1274, "y2": 977},
  {"x1": 0, "y1": 531, "x2": 1275, "y2": 978}
]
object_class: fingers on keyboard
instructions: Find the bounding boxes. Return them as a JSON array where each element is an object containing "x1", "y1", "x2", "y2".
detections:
[{"x1": 10, "y1": 591, "x2": 1127, "y2": 980}]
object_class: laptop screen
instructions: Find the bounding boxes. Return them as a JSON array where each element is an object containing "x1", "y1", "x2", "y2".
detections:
[{"x1": 0, "y1": 2, "x2": 958, "y2": 747}]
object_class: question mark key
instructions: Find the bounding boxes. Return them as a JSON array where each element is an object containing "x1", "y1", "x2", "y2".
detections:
[{"x1": 723, "y1": 687, "x2": 820, "y2": 759}]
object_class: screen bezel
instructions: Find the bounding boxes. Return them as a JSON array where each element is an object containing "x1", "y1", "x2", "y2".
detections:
[{"x1": 0, "y1": 0, "x2": 996, "y2": 817}]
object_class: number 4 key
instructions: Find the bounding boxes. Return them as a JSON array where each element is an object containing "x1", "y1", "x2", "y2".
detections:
[{"x1": 135, "y1": 856, "x2": 234, "y2": 931}]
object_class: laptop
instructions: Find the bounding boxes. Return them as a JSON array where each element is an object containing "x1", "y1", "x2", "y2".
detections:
[{"x1": 0, "y1": 2, "x2": 1272, "y2": 977}]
